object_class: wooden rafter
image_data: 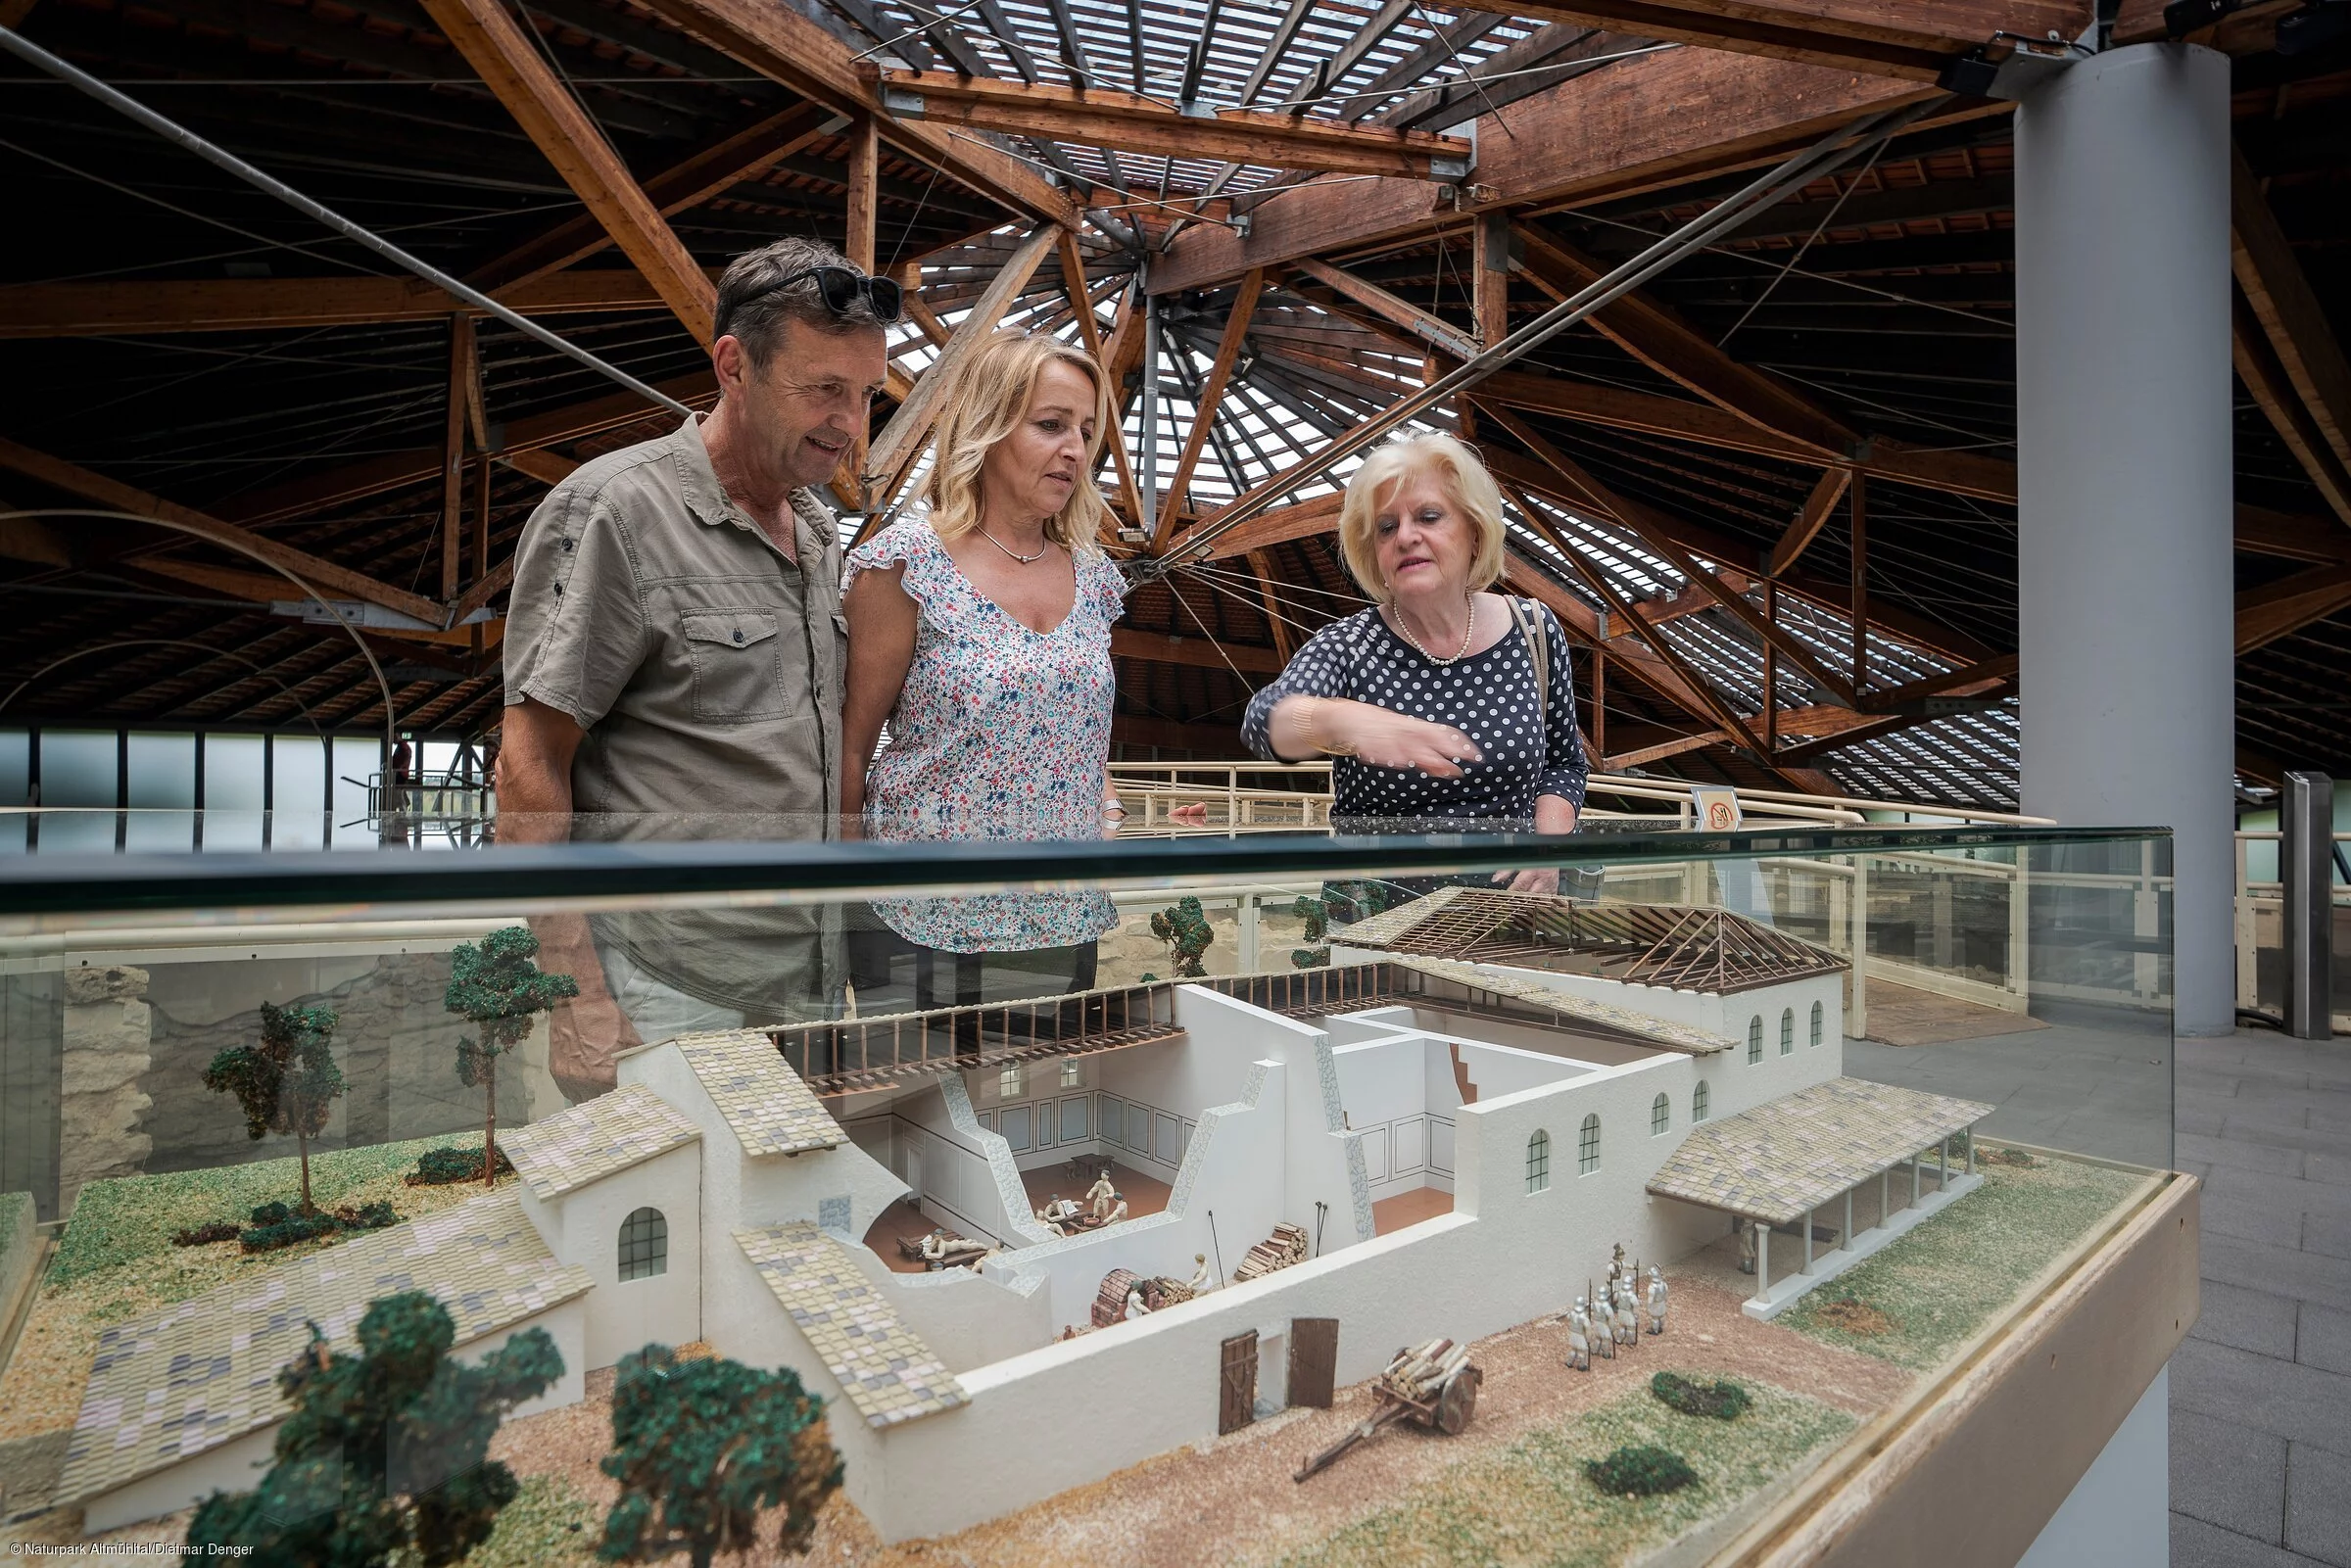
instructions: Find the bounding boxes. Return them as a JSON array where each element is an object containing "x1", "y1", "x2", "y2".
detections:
[
  {"x1": 1289, "y1": 260, "x2": 1480, "y2": 362},
  {"x1": 2233, "y1": 288, "x2": 2351, "y2": 525},
  {"x1": 1157, "y1": 269, "x2": 1266, "y2": 548},
  {"x1": 1499, "y1": 0, "x2": 2087, "y2": 81},
  {"x1": 2237, "y1": 566, "x2": 2351, "y2": 655},
  {"x1": 418, "y1": 0, "x2": 717, "y2": 345},
  {"x1": 1057, "y1": 231, "x2": 1143, "y2": 533},
  {"x1": 1768, "y1": 467, "x2": 1850, "y2": 578},
  {"x1": 861, "y1": 225, "x2": 1058, "y2": 515},
  {"x1": 873, "y1": 71, "x2": 1472, "y2": 179},
  {"x1": 2231, "y1": 144, "x2": 2351, "y2": 483}
]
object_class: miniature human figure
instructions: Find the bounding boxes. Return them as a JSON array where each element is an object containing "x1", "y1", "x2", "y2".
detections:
[
  {"x1": 1566, "y1": 1298, "x2": 1592, "y2": 1372},
  {"x1": 919, "y1": 1228, "x2": 948, "y2": 1262},
  {"x1": 1607, "y1": 1241, "x2": 1627, "y2": 1286},
  {"x1": 1086, "y1": 1170, "x2": 1117, "y2": 1220},
  {"x1": 1613, "y1": 1278, "x2": 1639, "y2": 1349},
  {"x1": 1104, "y1": 1194, "x2": 1128, "y2": 1224},
  {"x1": 1123, "y1": 1288, "x2": 1150, "y2": 1321},
  {"x1": 1595, "y1": 1288, "x2": 1616, "y2": 1358},
  {"x1": 1737, "y1": 1217, "x2": 1757, "y2": 1275},
  {"x1": 1648, "y1": 1266, "x2": 1668, "y2": 1336},
  {"x1": 1188, "y1": 1253, "x2": 1215, "y2": 1295}
]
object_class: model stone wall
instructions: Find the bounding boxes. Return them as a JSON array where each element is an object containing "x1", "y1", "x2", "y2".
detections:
[{"x1": 57, "y1": 965, "x2": 153, "y2": 1215}]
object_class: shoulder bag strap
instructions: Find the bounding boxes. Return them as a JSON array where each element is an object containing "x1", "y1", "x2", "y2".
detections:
[{"x1": 1511, "y1": 595, "x2": 1549, "y2": 727}]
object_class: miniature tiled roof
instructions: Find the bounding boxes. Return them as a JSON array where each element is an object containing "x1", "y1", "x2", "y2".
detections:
[
  {"x1": 1646, "y1": 1076, "x2": 1996, "y2": 1226},
  {"x1": 59, "y1": 1192, "x2": 591, "y2": 1506},
  {"x1": 736, "y1": 1221, "x2": 967, "y2": 1428},
  {"x1": 1390, "y1": 956, "x2": 1735, "y2": 1056},
  {"x1": 672, "y1": 1028, "x2": 843, "y2": 1157},
  {"x1": 1343, "y1": 888, "x2": 1848, "y2": 995},
  {"x1": 503, "y1": 1082, "x2": 700, "y2": 1201}
]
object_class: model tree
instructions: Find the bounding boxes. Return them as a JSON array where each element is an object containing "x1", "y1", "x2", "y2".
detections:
[
  {"x1": 182, "y1": 1290, "x2": 561, "y2": 1568},
  {"x1": 599, "y1": 1345, "x2": 842, "y2": 1568},
  {"x1": 1149, "y1": 895, "x2": 1215, "y2": 978},
  {"x1": 1289, "y1": 893, "x2": 1329, "y2": 970},
  {"x1": 445, "y1": 925, "x2": 580, "y2": 1187},
  {"x1": 203, "y1": 1001, "x2": 345, "y2": 1216}
]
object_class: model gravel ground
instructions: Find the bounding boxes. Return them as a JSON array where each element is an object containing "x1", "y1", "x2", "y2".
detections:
[{"x1": 1775, "y1": 1150, "x2": 2153, "y2": 1369}]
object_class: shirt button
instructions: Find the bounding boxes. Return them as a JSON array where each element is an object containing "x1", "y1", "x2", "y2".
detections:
[{"x1": 732, "y1": 629, "x2": 744, "y2": 643}]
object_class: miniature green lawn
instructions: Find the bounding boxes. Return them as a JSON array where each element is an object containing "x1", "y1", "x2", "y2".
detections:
[
  {"x1": 1776, "y1": 1151, "x2": 2153, "y2": 1371},
  {"x1": 1259, "y1": 1378, "x2": 1854, "y2": 1568}
]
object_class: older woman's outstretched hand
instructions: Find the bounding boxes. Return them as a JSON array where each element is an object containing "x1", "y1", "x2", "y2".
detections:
[{"x1": 1280, "y1": 696, "x2": 1480, "y2": 777}]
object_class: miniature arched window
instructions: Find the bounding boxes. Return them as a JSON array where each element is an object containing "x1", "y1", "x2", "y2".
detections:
[
  {"x1": 1693, "y1": 1080, "x2": 1710, "y2": 1122},
  {"x1": 1525, "y1": 1130, "x2": 1552, "y2": 1194},
  {"x1": 1747, "y1": 1016, "x2": 1763, "y2": 1064},
  {"x1": 1652, "y1": 1093, "x2": 1670, "y2": 1135},
  {"x1": 1578, "y1": 1114, "x2": 1601, "y2": 1174},
  {"x1": 618, "y1": 1208, "x2": 667, "y2": 1281},
  {"x1": 1810, "y1": 1000, "x2": 1825, "y2": 1046},
  {"x1": 1780, "y1": 1008, "x2": 1795, "y2": 1055}
]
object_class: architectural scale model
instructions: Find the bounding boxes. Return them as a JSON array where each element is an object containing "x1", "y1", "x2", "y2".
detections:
[{"x1": 49, "y1": 889, "x2": 1994, "y2": 1544}]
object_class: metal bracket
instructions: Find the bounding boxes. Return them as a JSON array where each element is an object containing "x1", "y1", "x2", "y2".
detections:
[{"x1": 880, "y1": 84, "x2": 926, "y2": 118}]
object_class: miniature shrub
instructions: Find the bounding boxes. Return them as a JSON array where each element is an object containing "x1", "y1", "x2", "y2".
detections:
[
  {"x1": 1982, "y1": 1145, "x2": 2038, "y2": 1168},
  {"x1": 1650, "y1": 1372, "x2": 1751, "y2": 1421},
  {"x1": 239, "y1": 1200, "x2": 401, "y2": 1254},
  {"x1": 408, "y1": 1146, "x2": 514, "y2": 1187},
  {"x1": 170, "y1": 1220, "x2": 243, "y2": 1248},
  {"x1": 1583, "y1": 1444, "x2": 1700, "y2": 1497}
]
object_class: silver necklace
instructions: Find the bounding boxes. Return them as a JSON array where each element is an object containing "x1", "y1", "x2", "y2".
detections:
[
  {"x1": 978, "y1": 527, "x2": 1049, "y2": 564},
  {"x1": 1394, "y1": 594, "x2": 1476, "y2": 665}
]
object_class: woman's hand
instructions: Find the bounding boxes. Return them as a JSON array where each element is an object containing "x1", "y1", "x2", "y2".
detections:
[
  {"x1": 1492, "y1": 867, "x2": 1560, "y2": 895},
  {"x1": 1491, "y1": 795, "x2": 1579, "y2": 896},
  {"x1": 1319, "y1": 700, "x2": 1483, "y2": 777}
]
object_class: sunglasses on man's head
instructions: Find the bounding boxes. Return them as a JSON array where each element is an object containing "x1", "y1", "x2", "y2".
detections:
[{"x1": 741, "y1": 265, "x2": 905, "y2": 324}]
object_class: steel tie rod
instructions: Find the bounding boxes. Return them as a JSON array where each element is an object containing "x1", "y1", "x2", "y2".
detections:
[
  {"x1": 0, "y1": 24, "x2": 697, "y2": 421},
  {"x1": 1135, "y1": 94, "x2": 1942, "y2": 582}
]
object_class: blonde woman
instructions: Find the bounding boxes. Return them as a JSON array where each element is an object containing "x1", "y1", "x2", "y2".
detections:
[
  {"x1": 1243, "y1": 433, "x2": 1585, "y2": 894},
  {"x1": 841, "y1": 329, "x2": 1124, "y2": 1011}
]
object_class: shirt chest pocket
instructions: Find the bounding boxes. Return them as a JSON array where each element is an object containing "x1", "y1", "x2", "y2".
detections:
[{"x1": 681, "y1": 607, "x2": 792, "y2": 723}]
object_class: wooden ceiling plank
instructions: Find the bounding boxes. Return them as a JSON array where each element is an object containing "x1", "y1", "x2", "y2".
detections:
[
  {"x1": 1157, "y1": 270, "x2": 1267, "y2": 549},
  {"x1": 420, "y1": 0, "x2": 717, "y2": 345},
  {"x1": 2233, "y1": 288, "x2": 2351, "y2": 525},
  {"x1": 2236, "y1": 565, "x2": 2351, "y2": 655},
  {"x1": 1496, "y1": 0, "x2": 2087, "y2": 80},
  {"x1": 1768, "y1": 466, "x2": 1851, "y2": 577},
  {"x1": 1289, "y1": 259, "x2": 1480, "y2": 361},
  {"x1": 1056, "y1": 232, "x2": 1144, "y2": 533},
  {"x1": 2231, "y1": 143, "x2": 2351, "y2": 479},
  {"x1": 0, "y1": 438, "x2": 447, "y2": 626}
]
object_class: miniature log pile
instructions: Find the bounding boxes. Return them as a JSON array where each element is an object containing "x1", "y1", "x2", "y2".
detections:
[
  {"x1": 1230, "y1": 1221, "x2": 1310, "y2": 1282},
  {"x1": 1294, "y1": 1337, "x2": 1481, "y2": 1482},
  {"x1": 1089, "y1": 1267, "x2": 1196, "y2": 1327}
]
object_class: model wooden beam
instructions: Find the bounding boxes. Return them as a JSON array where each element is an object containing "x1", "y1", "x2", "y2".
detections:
[
  {"x1": 0, "y1": 438, "x2": 448, "y2": 626},
  {"x1": 1289, "y1": 261, "x2": 1480, "y2": 363},
  {"x1": 2231, "y1": 144, "x2": 2351, "y2": 513},
  {"x1": 1153, "y1": 48, "x2": 1940, "y2": 295},
  {"x1": 2237, "y1": 565, "x2": 2351, "y2": 655},
  {"x1": 1500, "y1": 0, "x2": 2087, "y2": 80},
  {"x1": 872, "y1": 70, "x2": 1472, "y2": 181},
  {"x1": 419, "y1": 0, "x2": 716, "y2": 345}
]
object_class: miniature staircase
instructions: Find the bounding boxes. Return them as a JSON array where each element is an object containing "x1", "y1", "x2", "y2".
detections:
[{"x1": 1450, "y1": 1043, "x2": 1479, "y2": 1105}]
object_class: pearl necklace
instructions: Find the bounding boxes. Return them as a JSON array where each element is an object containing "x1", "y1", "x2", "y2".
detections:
[
  {"x1": 1394, "y1": 594, "x2": 1476, "y2": 665},
  {"x1": 978, "y1": 527, "x2": 1049, "y2": 565}
]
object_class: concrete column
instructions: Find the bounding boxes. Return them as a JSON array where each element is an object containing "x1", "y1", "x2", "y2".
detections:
[
  {"x1": 1843, "y1": 1189, "x2": 1854, "y2": 1253},
  {"x1": 1912, "y1": 1152, "x2": 1922, "y2": 1206},
  {"x1": 1756, "y1": 1223, "x2": 1770, "y2": 1300},
  {"x1": 1800, "y1": 1208, "x2": 1814, "y2": 1274},
  {"x1": 2016, "y1": 43, "x2": 2234, "y2": 1035}
]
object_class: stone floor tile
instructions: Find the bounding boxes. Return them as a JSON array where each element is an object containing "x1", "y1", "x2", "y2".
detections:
[
  {"x1": 2173, "y1": 1337, "x2": 2351, "y2": 1456},
  {"x1": 2204, "y1": 1234, "x2": 2351, "y2": 1313},
  {"x1": 2284, "y1": 1443, "x2": 2351, "y2": 1568},
  {"x1": 2302, "y1": 1304, "x2": 2351, "y2": 1377},
  {"x1": 2307, "y1": 1213, "x2": 2351, "y2": 1262},
  {"x1": 2310, "y1": 1152, "x2": 2351, "y2": 1189},
  {"x1": 2205, "y1": 1166, "x2": 2351, "y2": 1223},
  {"x1": 2183, "y1": 1105, "x2": 2231, "y2": 1137},
  {"x1": 2174, "y1": 1407, "x2": 2288, "y2": 1544},
  {"x1": 2174, "y1": 1513, "x2": 2331, "y2": 1568},
  {"x1": 2207, "y1": 1194, "x2": 2313, "y2": 1249},
  {"x1": 2184, "y1": 1131, "x2": 2309, "y2": 1178},
  {"x1": 2192, "y1": 1280, "x2": 2305, "y2": 1361}
]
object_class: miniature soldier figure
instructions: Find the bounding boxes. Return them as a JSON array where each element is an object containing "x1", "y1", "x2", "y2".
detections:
[
  {"x1": 1607, "y1": 1242, "x2": 1628, "y2": 1286},
  {"x1": 1596, "y1": 1286, "x2": 1616, "y2": 1358},
  {"x1": 1566, "y1": 1298, "x2": 1592, "y2": 1371},
  {"x1": 1189, "y1": 1253, "x2": 1216, "y2": 1294},
  {"x1": 1648, "y1": 1266, "x2": 1668, "y2": 1336},
  {"x1": 1087, "y1": 1170, "x2": 1117, "y2": 1220},
  {"x1": 1613, "y1": 1278, "x2": 1639, "y2": 1349},
  {"x1": 1737, "y1": 1217, "x2": 1757, "y2": 1275},
  {"x1": 1123, "y1": 1287, "x2": 1150, "y2": 1321}
]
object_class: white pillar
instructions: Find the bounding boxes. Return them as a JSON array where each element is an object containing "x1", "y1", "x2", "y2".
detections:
[
  {"x1": 1912, "y1": 1152, "x2": 1921, "y2": 1206},
  {"x1": 1756, "y1": 1223, "x2": 1770, "y2": 1301},
  {"x1": 2015, "y1": 44, "x2": 2234, "y2": 1035},
  {"x1": 1799, "y1": 1208, "x2": 1814, "y2": 1274},
  {"x1": 1843, "y1": 1188, "x2": 1854, "y2": 1253}
]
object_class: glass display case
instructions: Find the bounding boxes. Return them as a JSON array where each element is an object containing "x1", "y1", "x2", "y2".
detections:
[{"x1": 0, "y1": 819, "x2": 2191, "y2": 1565}]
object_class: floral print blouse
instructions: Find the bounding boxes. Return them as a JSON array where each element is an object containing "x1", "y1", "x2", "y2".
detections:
[{"x1": 844, "y1": 515, "x2": 1125, "y2": 954}]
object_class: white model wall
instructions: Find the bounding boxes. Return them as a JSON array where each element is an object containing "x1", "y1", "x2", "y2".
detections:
[
  {"x1": 859, "y1": 1034, "x2": 1751, "y2": 1543},
  {"x1": 517, "y1": 1141, "x2": 701, "y2": 1371},
  {"x1": 1333, "y1": 1029, "x2": 1593, "y2": 1203},
  {"x1": 838, "y1": 1240, "x2": 1053, "y2": 1373}
]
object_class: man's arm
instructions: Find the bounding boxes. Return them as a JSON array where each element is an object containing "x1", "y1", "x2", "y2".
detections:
[{"x1": 496, "y1": 698, "x2": 642, "y2": 1095}]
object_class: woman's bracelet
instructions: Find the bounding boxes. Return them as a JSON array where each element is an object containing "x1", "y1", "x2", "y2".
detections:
[{"x1": 1305, "y1": 696, "x2": 1358, "y2": 757}]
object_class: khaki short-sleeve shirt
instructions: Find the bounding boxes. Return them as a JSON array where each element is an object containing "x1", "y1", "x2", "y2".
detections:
[
  {"x1": 504, "y1": 413, "x2": 844, "y2": 821},
  {"x1": 503, "y1": 414, "x2": 845, "y2": 1022}
]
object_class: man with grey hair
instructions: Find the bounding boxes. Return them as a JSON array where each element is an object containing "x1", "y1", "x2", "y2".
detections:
[{"x1": 500, "y1": 236, "x2": 899, "y2": 1098}]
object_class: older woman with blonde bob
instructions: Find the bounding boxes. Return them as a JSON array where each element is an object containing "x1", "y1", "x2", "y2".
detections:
[
  {"x1": 841, "y1": 329, "x2": 1126, "y2": 1010},
  {"x1": 1243, "y1": 433, "x2": 1585, "y2": 888}
]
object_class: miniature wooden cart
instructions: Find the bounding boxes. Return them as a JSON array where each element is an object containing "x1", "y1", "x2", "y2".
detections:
[{"x1": 1294, "y1": 1338, "x2": 1481, "y2": 1482}]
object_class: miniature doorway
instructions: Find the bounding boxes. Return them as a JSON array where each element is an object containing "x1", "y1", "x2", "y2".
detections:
[
  {"x1": 1219, "y1": 1331, "x2": 1259, "y2": 1435},
  {"x1": 1288, "y1": 1318, "x2": 1338, "y2": 1408}
]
